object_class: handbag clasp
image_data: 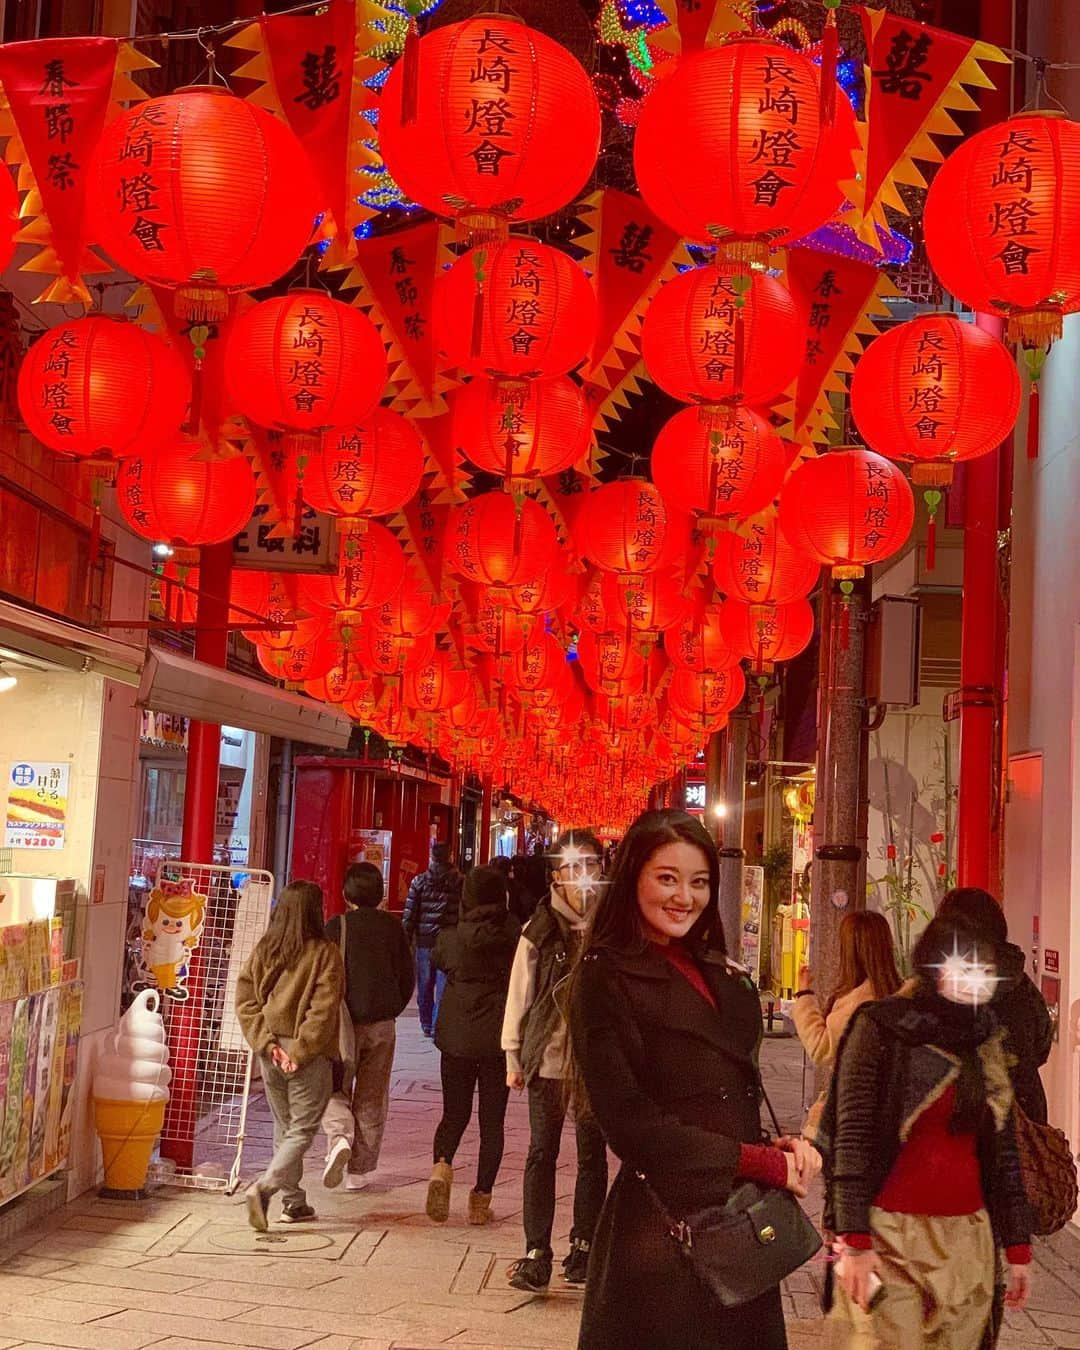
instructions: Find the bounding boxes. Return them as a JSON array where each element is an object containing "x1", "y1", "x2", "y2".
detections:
[{"x1": 669, "y1": 1219, "x2": 693, "y2": 1249}]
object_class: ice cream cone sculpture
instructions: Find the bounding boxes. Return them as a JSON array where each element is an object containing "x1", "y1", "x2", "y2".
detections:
[{"x1": 92, "y1": 989, "x2": 171, "y2": 1195}]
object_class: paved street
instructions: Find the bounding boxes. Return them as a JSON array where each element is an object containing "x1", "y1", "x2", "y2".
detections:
[{"x1": 0, "y1": 1008, "x2": 1077, "y2": 1348}]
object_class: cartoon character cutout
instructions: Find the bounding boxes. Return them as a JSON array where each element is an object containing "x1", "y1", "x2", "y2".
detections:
[{"x1": 140, "y1": 880, "x2": 206, "y2": 1001}]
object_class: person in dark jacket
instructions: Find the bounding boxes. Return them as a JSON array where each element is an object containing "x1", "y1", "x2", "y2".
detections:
[
  {"x1": 508, "y1": 853, "x2": 544, "y2": 926},
  {"x1": 937, "y1": 887, "x2": 1053, "y2": 1122},
  {"x1": 425, "y1": 864, "x2": 520, "y2": 1227},
  {"x1": 402, "y1": 842, "x2": 463, "y2": 1037},
  {"x1": 566, "y1": 810, "x2": 819, "y2": 1349},
  {"x1": 819, "y1": 913, "x2": 1033, "y2": 1348},
  {"x1": 321, "y1": 862, "x2": 414, "y2": 1191}
]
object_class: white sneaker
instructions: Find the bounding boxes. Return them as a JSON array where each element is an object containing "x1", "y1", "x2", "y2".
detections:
[
  {"x1": 344, "y1": 1173, "x2": 369, "y2": 1192},
  {"x1": 322, "y1": 1138, "x2": 351, "y2": 1190}
]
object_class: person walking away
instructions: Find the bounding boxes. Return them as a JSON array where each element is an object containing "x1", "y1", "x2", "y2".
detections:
[
  {"x1": 502, "y1": 829, "x2": 610, "y2": 1292},
  {"x1": 793, "y1": 910, "x2": 901, "y2": 1137},
  {"x1": 322, "y1": 862, "x2": 414, "y2": 1192},
  {"x1": 567, "y1": 809, "x2": 820, "y2": 1349},
  {"x1": 508, "y1": 853, "x2": 543, "y2": 926},
  {"x1": 403, "y1": 842, "x2": 462, "y2": 1037},
  {"x1": 426, "y1": 864, "x2": 520, "y2": 1226},
  {"x1": 819, "y1": 912, "x2": 1033, "y2": 1349},
  {"x1": 236, "y1": 880, "x2": 343, "y2": 1230}
]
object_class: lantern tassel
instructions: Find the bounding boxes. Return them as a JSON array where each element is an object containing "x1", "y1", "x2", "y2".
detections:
[
  {"x1": 470, "y1": 248, "x2": 488, "y2": 360},
  {"x1": 733, "y1": 310, "x2": 746, "y2": 393},
  {"x1": 401, "y1": 5, "x2": 422, "y2": 126},
  {"x1": 88, "y1": 505, "x2": 101, "y2": 568},
  {"x1": 1027, "y1": 378, "x2": 1041, "y2": 461},
  {"x1": 819, "y1": 7, "x2": 839, "y2": 125},
  {"x1": 925, "y1": 514, "x2": 936, "y2": 572}
]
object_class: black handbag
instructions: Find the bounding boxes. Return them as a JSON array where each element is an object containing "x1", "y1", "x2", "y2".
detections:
[{"x1": 639, "y1": 1080, "x2": 822, "y2": 1309}]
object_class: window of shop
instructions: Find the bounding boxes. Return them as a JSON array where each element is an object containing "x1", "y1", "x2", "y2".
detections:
[{"x1": 0, "y1": 481, "x2": 112, "y2": 629}]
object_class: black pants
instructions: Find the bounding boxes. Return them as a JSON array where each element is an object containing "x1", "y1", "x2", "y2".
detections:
[
  {"x1": 432, "y1": 1052, "x2": 509, "y2": 1194},
  {"x1": 524, "y1": 1076, "x2": 608, "y2": 1256}
]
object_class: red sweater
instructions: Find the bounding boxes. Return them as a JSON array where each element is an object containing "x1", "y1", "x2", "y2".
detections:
[
  {"x1": 656, "y1": 943, "x2": 788, "y2": 1191},
  {"x1": 842, "y1": 1084, "x2": 1031, "y2": 1264}
]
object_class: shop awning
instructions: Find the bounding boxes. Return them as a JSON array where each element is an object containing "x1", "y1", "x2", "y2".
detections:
[
  {"x1": 139, "y1": 647, "x2": 354, "y2": 749},
  {"x1": 0, "y1": 598, "x2": 145, "y2": 686}
]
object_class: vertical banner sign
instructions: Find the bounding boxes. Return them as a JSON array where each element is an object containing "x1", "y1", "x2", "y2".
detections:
[
  {"x1": 6, "y1": 762, "x2": 69, "y2": 851},
  {"x1": 740, "y1": 864, "x2": 764, "y2": 984},
  {"x1": 0, "y1": 38, "x2": 139, "y2": 303},
  {"x1": 852, "y1": 7, "x2": 1008, "y2": 243},
  {"x1": 578, "y1": 189, "x2": 687, "y2": 391},
  {"x1": 350, "y1": 222, "x2": 454, "y2": 415},
  {"x1": 783, "y1": 248, "x2": 897, "y2": 444}
]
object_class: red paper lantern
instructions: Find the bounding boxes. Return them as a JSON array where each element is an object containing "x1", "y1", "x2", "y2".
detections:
[
  {"x1": 850, "y1": 314, "x2": 1021, "y2": 478},
  {"x1": 573, "y1": 568, "x2": 617, "y2": 636},
  {"x1": 712, "y1": 508, "x2": 820, "y2": 606},
  {"x1": 634, "y1": 39, "x2": 857, "y2": 255},
  {"x1": 651, "y1": 405, "x2": 787, "y2": 523},
  {"x1": 446, "y1": 492, "x2": 559, "y2": 588},
  {"x1": 372, "y1": 568, "x2": 450, "y2": 639},
  {"x1": 718, "y1": 598, "x2": 815, "y2": 671},
  {"x1": 472, "y1": 593, "x2": 531, "y2": 655},
  {"x1": 225, "y1": 291, "x2": 387, "y2": 439},
  {"x1": 356, "y1": 626, "x2": 437, "y2": 676},
  {"x1": 779, "y1": 449, "x2": 914, "y2": 577},
  {"x1": 307, "y1": 409, "x2": 424, "y2": 522},
  {"x1": 511, "y1": 632, "x2": 569, "y2": 697},
  {"x1": 404, "y1": 654, "x2": 472, "y2": 714},
  {"x1": 602, "y1": 570, "x2": 692, "y2": 635},
  {"x1": 668, "y1": 664, "x2": 746, "y2": 722},
  {"x1": 378, "y1": 18, "x2": 600, "y2": 233},
  {"x1": 574, "y1": 479, "x2": 668, "y2": 577},
  {"x1": 436, "y1": 241, "x2": 596, "y2": 379},
  {"x1": 641, "y1": 262, "x2": 802, "y2": 407},
  {"x1": 326, "y1": 521, "x2": 406, "y2": 611},
  {"x1": 0, "y1": 165, "x2": 18, "y2": 273},
  {"x1": 923, "y1": 113, "x2": 1080, "y2": 347},
  {"x1": 248, "y1": 597, "x2": 327, "y2": 653},
  {"x1": 505, "y1": 567, "x2": 576, "y2": 619},
  {"x1": 452, "y1": 376, "x2": 590, "y2": 478},
  {"x1": 18, "y1": 317, "x2": 189, "y2": 459},
  {"x1": 576, "y1": 628, "x2": 646, "y2": 694},
  {"x1": 305, "y1": 664, "x2": 370, "y2": 706},
  {"x1": 663, "y1": 605, "x2": 735, "y2": 674},
  {"x1": 116, "y1": 439, "x2": 257, "y2": 546},
  {"x1": 90, "y1": 87, "x2": 317, "y2": 318},
  {"x1": 256, "y1": 637, "x2": 335, "y2": 684}
]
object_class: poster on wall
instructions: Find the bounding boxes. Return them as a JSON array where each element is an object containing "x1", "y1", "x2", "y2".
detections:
[
  {"x1": 5, "y1": 762, "x2": 69, "y2": 851},
  {"x1": 740, "y1": 866, "x2": 764, "y2": 986}
]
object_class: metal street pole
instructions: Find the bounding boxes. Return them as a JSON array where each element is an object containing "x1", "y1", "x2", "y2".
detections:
[{"x1": 718, "y1": 708, "x2": 748, "y2": 955}]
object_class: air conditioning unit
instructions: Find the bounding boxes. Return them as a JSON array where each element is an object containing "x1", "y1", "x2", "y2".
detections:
[{"x1": 866, "y1": 596, "x2": 922, "y2": 710}]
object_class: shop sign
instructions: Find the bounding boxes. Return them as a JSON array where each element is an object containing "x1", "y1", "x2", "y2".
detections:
[
  {"x1": 140, "y1": 710, "x2": 188, "y2": 750},
  {"x1": 1043, "y1": 948, "x2": 1059, "y2": 974},
  {"x1": 215, "y1": 780, "x2": 241, "y2": 833},
  {"x1": 684, "y1": 781, "x2": 706, "y2": 811},
  {"x1": 740, "y1": 865, "x2": 764, "y2": 985},
  {"x1": 233, "y1": 503, "x2": 338, "y2": 574},
  {"x1": 5, "y1": 762, "x2": 69, "y2": 851}
]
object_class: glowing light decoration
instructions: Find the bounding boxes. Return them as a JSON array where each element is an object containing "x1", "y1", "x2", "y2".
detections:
[
  {"x1": 452, "y1": 376, "x2": 590, "y2": 479},
  {"x1": 712, "y1": 509, "x2": 821, "y2": 606},
  {"x1": 651, "y1": 405, "x2": 787, "y2": 524},
  {"x1": 446, "y1": 492, "x2": 560, "y2": 589},
  {"x1": 115, "y1": 439, "x2": 257, "y2": 547},
  {"x1": 718, "y1": 597, "x2": 815, "y2": 672},
  {"x1": 574, "y1": 479, "x2": 669, "y2": 578},
  {"x1": 308, "y1": 409, "x2": 425, "y2": 523}
]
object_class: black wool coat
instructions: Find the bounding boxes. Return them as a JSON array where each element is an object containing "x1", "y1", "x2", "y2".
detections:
[
  {"x1": 569, "y1": 944, "x2": 789, "y2": 1350},
  {"x1": 432, "y1": 905, "x2": 520, "y2": 1059}
]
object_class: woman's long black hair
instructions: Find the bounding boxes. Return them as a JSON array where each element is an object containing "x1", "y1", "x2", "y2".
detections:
[{"x1": 586, "y1": 807, "x2": 727, "y2": 959}]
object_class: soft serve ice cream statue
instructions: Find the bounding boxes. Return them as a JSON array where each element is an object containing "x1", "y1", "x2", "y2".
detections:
[{"x1": 92, "y1": 989, "x2": 171, "y2": 1196}]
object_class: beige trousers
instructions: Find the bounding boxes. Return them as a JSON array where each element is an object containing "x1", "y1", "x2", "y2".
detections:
[
  {"x1": 826, "y1": 1208, "x2": 995, "y2": 1350},
  {"x1": 321, "y1": 1018, "x2": 396, "y2": 1175}
]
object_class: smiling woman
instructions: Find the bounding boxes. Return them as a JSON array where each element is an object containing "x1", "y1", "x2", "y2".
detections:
[{"x1": 635, "y1": 840, "x2": 712, "y2": 945}]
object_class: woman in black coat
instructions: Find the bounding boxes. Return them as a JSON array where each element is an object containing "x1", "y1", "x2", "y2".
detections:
[
  {"x1": 567, "y1": 810, "x2": 819, "y2": 1350},
  {"x1": 425, "y1": 864, "x2": 520, "y2": 1227}
]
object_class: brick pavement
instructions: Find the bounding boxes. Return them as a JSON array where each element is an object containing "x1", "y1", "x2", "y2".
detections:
[{"x1": 0, "y1": 1008, "x2": 1077, "y2": 1348}]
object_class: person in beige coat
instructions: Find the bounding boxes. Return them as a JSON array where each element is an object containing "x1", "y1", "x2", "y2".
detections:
[
  {"x1": 793, "y1": 910, "x2": 901, "y2": 1137},
  {"x1": 236, "y1": 880, "x2": 343, "y2": 1231}
]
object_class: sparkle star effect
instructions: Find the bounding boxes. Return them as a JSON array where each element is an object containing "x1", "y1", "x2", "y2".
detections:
[{"x1": 926, "y1": 936, "x2": 1004, "y2": 1008}]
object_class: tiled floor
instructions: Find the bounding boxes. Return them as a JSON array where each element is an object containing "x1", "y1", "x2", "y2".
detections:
[{"x1": 0, "y1": 1008, "x2": 1078, "y2": 1348}]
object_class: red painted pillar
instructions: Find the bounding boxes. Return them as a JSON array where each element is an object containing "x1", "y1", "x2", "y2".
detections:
[
  {"x1": 162, "y1": 541, "x2": 233, "y2": 1170},
  {"x1": 479, "y1": 775, "x2": 493, "y2": 863}
]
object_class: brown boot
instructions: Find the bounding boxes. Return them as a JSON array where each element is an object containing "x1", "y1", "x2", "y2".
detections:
[
  {"x1": 426, "y1": 1161, "x2": 453, "y2": 1224},
  {"x1": 468, "y1": 1189, "x2": 493, "y2": 1226}
]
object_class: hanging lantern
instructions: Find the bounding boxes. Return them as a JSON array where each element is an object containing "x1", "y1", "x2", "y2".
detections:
[
  {"x1": 576, "y1": 628, "x2": 647, "y2": 694},
  {"x1": 356, "y1": 625, "x2": 437, "y2": 676},
  {"x1": 248, "y1": 596, "x2": 327, "y2": 653},
  {"x1": 17, "y1": 317, "x2": 189, "y2": 459},
  {"x1": 511, "y1": 632, "x2": 570, "y2": 699},
  {"x1": 256, "y1": 637, "x2": 335, "y2": 684},
  {"x1": 634, "y1": 39, "x2": 857, "y2": 261},
  {"x1": 452, "y1": 376, "x2": 590, "y2": 479},
  {"x1": 379, "y1": 17, "x2": 600, "y2": 240},
  {"x1": 718, "y1": 597, "x2": 815, "y2": 672},
  {"x1": 115, "y1": 438, "x2": 257, "y2": 547},
  {"x1": 446, "y1": 491, "x2": 560, "y2": 588},
  {"x1": 373, "y1": 567, "x2": 450, "y2": 640},
  {"x1": 505, "y1": 567, "x2": 576, "y2": 621},
  {"x1": 225, "y1": 292, "x2": 387, "y2": 451},
  {"x1": 850, "y1": 313, "x2": 1021, "y2": 561},
  {"x1": 89, "y1": 87, "x2": 317, "y2": 320},
  {"x1": 305, "y1": 663, "x2": 370, "y2": 706},
  {"x1": 472, "y1": 592, "x2": 532, "y2": 655},
  {"x1": 712, "y1": 508, "x2": 821, "y2": 606},
  {"x1": 325, "y1": 520, "x2": 407, "y2": 612},
  {"x1": 602, "y1": 570, "x2": 692, "y2": 637},
  {"x1": 572, "y1": 567, "x2": 617, "y2": 636},
  {"x1": 343, "y1": 683, "x2": 381, "y2": 724},
  {"x1": 307, "y1": 409, "x2": 425, "y2": 525},
  {"x1": 778, "y1": 448, "x2": 915, "y2": 578},
  {"x1": 668, "y1": 664, "x2": 746, "y2": 723},
  {"x1": 651, "y1": 404, "x2": 787, "y2": 526},
  {"x1": 435, "y1": 240, "x2": 597, "y2": 379},
  {"x1": 923, "y1": 113, "x2": 1080, "y2": 349},
  {"x1": 573, "y1": 479, "x2": 669, "y2": 577},
  {"x1": 641, "y1": 262, "x2": 802, "y2": 407},
  {"x1": 663, "y1": 605, "x2": 736, "y2": 674},
  {"x1": 404, "y1": 653, "x2": 472, "y2": 714}
]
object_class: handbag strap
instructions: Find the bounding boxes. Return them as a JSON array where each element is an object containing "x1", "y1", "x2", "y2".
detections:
[{"x1": 758, "y1": 1073, "x2": 785, "y2": 1139}]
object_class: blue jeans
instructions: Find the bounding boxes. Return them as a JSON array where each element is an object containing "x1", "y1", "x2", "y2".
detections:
[{"x1": 415, "y1": 946, "x2": 447, "y2": 1036}]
